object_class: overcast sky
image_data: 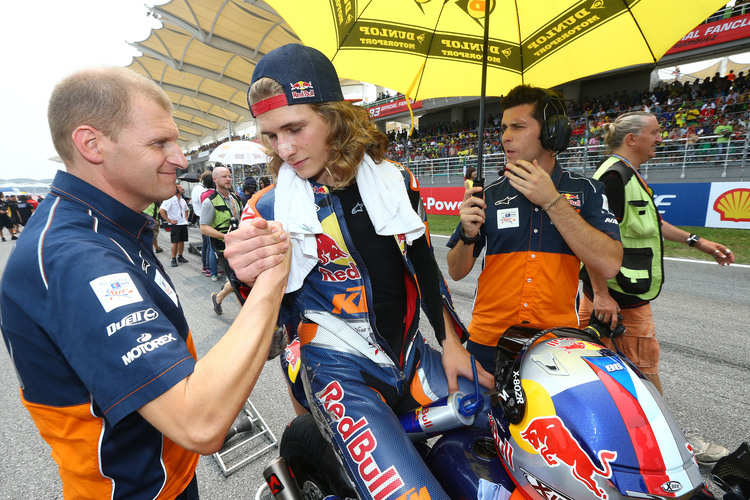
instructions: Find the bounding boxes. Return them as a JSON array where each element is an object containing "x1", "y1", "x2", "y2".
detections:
[{"x1": 0, "y1": 1, "x2": 165, "y2": 181}]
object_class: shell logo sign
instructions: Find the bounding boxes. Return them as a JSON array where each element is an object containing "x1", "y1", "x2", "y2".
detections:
[{"x1": 713, "y1": 188, "x2": 750, "y2": 222}]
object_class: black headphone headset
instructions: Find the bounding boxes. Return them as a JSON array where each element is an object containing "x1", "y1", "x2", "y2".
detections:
[{"x1": 539, "y1": 89, "x2": 572, "y2": 153}]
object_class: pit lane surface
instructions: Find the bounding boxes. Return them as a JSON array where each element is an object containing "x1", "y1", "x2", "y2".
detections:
[{"x1": 0, "y1": 227, "x2": 747, "y2": 499}]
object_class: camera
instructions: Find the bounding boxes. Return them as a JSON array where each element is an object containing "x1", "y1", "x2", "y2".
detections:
[{"x1": 585, "y1": 311, "x2": 626, "y2": 339}]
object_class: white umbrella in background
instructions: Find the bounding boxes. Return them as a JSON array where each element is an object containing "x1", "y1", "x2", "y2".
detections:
[
  {"x1": 208, "y1": 141, "x2": 271, "y2": 189},
  {"x1": 208, "y1": 141, "x2": 269, "y2": 166}
]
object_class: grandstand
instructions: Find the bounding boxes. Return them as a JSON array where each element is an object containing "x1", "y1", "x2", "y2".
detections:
[{"x1": 167, "y1": 1, "x2": 750, "y2": 187}]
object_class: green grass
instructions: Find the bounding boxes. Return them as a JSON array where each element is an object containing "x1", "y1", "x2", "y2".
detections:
[
  {"x1": 426, "y1": 215, "x2": 750, "y2": 264},
  {"x1": 662, "y1": 226, "x2": 749, "y2": 264}
]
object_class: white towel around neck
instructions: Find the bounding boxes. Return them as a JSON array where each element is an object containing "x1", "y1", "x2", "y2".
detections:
[{"x1": 274, "y1": 154, "x2": 425, "y2": 292}]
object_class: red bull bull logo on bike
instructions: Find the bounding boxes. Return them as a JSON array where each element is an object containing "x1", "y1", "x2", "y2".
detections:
[
  {"x1": 318, "y1": 380, "x2": 405, "y2": 499},
  {"x1": 290, "y1": 80, "x2": 315, "y2": 99},
  {"x1": 521, "y1": 416, "x2": 616, "y2": 499},
  {"x1": 547, "y1": 337, "x2": 601, "y2": 354}
]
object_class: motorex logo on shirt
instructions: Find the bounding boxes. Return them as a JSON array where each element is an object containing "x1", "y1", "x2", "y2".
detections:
[{"x1": 121, "y1": 333, "x2": 177, "y2": 366}]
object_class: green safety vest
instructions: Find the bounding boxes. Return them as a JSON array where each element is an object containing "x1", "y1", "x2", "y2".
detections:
[
  {"x1": 143, "y1": 202, "x2": 160, "y2": 220},
  {"x1": 208, "y1": 191, "x2": 241, "y2": 253},
  {"x1": 593, "y1": 156, "x2": 664, "y2": 301}
]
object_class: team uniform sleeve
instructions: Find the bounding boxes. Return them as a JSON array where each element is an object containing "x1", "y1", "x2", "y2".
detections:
[
  {"x1": 39, "y1": 242, "x2": 196, "y2": 425},
  {"x1": 446, "y1": 221, "x2": 486, "y2": 258},
  {"x1": 581, "y1": 178, "x2": 621, "y2": 242}
]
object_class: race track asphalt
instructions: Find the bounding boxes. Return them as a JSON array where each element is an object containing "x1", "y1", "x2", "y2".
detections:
[{"x1": 0, "y1": 225, "x2": 747, "y2": 499}]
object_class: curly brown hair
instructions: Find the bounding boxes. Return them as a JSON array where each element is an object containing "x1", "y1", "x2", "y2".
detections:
[{"x1": 249, "y1": 78, "x2": 388, "y2": 190}]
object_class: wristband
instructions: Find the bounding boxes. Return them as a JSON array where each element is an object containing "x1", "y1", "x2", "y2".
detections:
[
  {"x1": 686, "y1": 233, "x2": 700, "y2": 247},
  {"x1": 542, "y1": 193, "x2": 564, "y2": 211},
  {"x1": 458, "y1": 225, "x2": 481, "y2": 245}
]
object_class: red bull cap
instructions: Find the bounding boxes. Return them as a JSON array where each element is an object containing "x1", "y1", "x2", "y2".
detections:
[{"x1": 249, "y1": 44, "x2": 344, "y2": 117}]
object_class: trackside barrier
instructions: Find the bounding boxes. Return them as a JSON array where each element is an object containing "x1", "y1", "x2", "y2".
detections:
[
  {"x1": 402, "y1": 134, "x2": 749, "y2": 185},
  {"x1": 420, "y1": 182, "x2": 750, "y2": 230}
]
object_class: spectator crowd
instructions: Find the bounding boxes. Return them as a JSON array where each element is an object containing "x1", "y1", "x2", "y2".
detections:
[{"x1": 384, "y1": 70, "x2": 750, "y2": 166}]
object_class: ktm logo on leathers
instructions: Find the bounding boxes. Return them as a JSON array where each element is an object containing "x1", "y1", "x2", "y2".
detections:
[
  {"x1": 332, "y1": 286, "x2": 366, "y2": 314},
  {"x1": 396, "y1": 486, "x2": 431, "y2": 500}
]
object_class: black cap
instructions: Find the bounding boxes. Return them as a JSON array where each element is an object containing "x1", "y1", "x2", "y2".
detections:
[{"x1": 249, "y1": 44, "x2": 344, "y2": 117}]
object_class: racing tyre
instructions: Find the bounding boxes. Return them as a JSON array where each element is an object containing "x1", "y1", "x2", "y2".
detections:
[{"x1": 279, "y1": 414, "x2": 357, "y2": 499}]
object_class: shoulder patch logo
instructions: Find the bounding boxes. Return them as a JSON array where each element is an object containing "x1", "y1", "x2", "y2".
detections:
[
  {"x1": 155, "y1": 270, "x2": 179, "y2": 307},
  {"x1": 90, "y1": 273, "x2": 144, "y2": 312}
]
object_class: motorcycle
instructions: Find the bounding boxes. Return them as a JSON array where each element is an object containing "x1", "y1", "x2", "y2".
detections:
[{"x1": 254, "y1": 322, "x2": 750, "y2": 500}]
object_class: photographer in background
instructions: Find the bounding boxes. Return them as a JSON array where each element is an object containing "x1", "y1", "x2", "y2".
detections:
[{"x1": 200, "y1": 166, "x2": 243, "y2": 314}]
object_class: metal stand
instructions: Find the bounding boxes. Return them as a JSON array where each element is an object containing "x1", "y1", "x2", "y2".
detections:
[
  {"x1": 213, "y1": 399, "x2": 278, "y2": 476},
  {"x1": 187, "y1": 241, "x2": 203, "y2": 256}
]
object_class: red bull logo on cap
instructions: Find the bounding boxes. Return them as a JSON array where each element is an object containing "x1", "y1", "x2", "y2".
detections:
[
  {"x1": 290, "y1": 80, "x2": 315, "y2": 99},
  {"x1": 521, "y1": 416, "x2": 616, "y2": 500}
]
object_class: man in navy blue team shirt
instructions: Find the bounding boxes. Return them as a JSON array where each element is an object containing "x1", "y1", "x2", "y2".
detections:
[{"x1": 0, "y1": 67, "x2": 291, "y2": 499}]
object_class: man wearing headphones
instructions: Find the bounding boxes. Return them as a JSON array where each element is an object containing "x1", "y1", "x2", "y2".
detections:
[{"x1": 447, "y1": 85, "x2": 624, "y2": 372}]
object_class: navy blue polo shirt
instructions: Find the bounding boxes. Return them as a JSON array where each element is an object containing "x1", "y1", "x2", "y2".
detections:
[
  {"x1": 0, "y1": 170, "x2": 198, "y2": 498},
  {"x1": 447, "y1": 163, "x2": 620, "y2": 346}
]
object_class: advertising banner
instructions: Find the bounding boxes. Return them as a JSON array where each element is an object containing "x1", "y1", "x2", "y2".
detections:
[
  {"x1": 665, "y1": 13, "x2": 750, "y2": 55},
  {"x1": 420, "y1": 186, "x2": 464, "y2": 215},
  {"x1": 650, "y1": 183, "x2": 712, "y2": 226},
  {"x1": 705, "y1": 183, "x2": 750, "y2": 229},
  {"x1": 367, "y1": 98, "x2": 422, "y2": 119},
  {"x1": 420, "y1": 182, "x2": 750, "y2": 229}
]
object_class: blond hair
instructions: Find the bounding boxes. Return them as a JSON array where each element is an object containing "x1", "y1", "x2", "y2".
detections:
[
  {"x1": 602, "y1": 111, "x2": 655, "y2": 153},
  {"x1": 48, "y1": 67, "x2": 172, "y2": 164}
]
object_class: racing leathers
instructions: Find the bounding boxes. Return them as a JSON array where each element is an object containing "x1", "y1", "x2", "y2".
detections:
[{"x1": 241, "y1": 162, "x2": 487, "y2": 500}]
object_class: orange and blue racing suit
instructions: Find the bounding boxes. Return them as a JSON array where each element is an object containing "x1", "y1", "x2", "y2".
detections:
[{"x1": 241, "y1": 163, "x2": 489, "y2": 500}]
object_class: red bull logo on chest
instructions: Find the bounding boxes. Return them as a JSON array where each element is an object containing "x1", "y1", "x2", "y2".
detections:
[
  {"x1": 315, "y1": 233, "x2": 349, "y2": 266},
  {"x1": 562, "y1": 193, "x2": 581, "y2": 208},
  {"x1": 317, "y1": 233, "x2": 350, "y2": 265}
]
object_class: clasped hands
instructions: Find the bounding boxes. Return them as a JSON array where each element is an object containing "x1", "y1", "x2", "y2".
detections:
[{"x1": 223, "y1": 217, "x2": 291, "y2": 286}]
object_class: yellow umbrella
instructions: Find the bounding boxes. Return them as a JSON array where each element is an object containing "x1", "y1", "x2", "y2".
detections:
[
  {"x1": 266, "y1": 0, "x2": 727, "y2": 178},
  {"x1": 266, "y1": 0, "x2": 726, "y2": 100}
]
